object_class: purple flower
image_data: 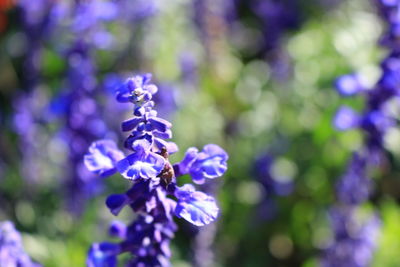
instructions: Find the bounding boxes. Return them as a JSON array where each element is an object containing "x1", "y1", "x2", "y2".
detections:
[
  {"x1": 87, "y1": 242, "x2": 120, "y2": 267},
  {"x1": 85, "y1": 74, "x2": 227, "y2": 265},
  {"x1": 72, "y1": 1, "x2": 118, "y2": 49},
  {"x1": 321, "y1": 207, "x2": 380, "y2": 267},
  {"x1": 105, "y1": 194, "x2": 131, "y2": 216},
  {"x1": 175, "y1": 184, "x2": 219, "y2": 226},
  {"x1": 333, "y1": 106, "x2": 360, "y2": 131},
  {"x1": 116, "y1": 149, "x2": 165, "y2": 181},
  {"x1": 335, "y1": 74, "x2": 365, "y2": 96},
  {"x1": 84, "y1": 140, "x2": 125, "y2": 177},
  {"x1": 0, "y1": 221, "x2": 42, "y2": 267},
  {"x1": 176, "y1": 144, "x2": 228, "y2": 184},
  {"x1": 336, "y1": 153, "x2": 372, "y2": 205}
]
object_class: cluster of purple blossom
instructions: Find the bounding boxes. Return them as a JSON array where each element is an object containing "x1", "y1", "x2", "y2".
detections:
[
  {"x1": 14, "y1": 0, "x2": 157, "y2": 213},
  {"x1": 84, "y1": 74, "x2": 228, "y2": 266},
  {"x1": 52, "y1": 0, "x2": 117, "y2": 213},
  {"x1": 333, "y1": 0, "x2": 400, "y2": 162},
  {"x1": 17, "y1": 0, "x2": 62, "y2": 90},
  {"x1": 0, "y1": 221, "x2": 41, "y2": 267},
  {"x1": 333, "y1": 0, "x2": 400, "y2": 202},
  {"x1": 324, "y1": 0, "x2": 400, "y2": 265},
  {"x1": 321, "y1": 207, "x2": 381, "y2": 267},
  {"x1": 12, "y1": 0, "x2": 63, "y2": 183}
]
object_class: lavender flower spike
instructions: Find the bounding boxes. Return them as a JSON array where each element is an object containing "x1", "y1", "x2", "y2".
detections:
[
  {"x1": 84, "y1": 73, "x2": 228, "y2": 266},
  {"x1": 323, "y1": 1, "x2": 400, "y2": 265}
]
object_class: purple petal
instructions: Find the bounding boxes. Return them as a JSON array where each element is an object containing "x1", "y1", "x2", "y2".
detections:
[
  {"x1": 116, "y1": 152, "x2": 165, "y2": 180},
  {"x1": 145, "y1": 84, "x2": 158, "y2": 95},
  {"x1": 84, "y1": 140, "x2": 124, "y2": 177},
  {"x1": 131, "y1": 134, "x2": 153, "y2": 152},
  {"x1": 87, "y1": 242, "x2": 119, "y2": 267},
  {"x1": 175, "y1": 185, "x2": 219, "y2": 226},
  {"x1": 134, "y1": 106, "x2": 146, "y2": 116},
  {"x1": 174, "y1": 184, "x2": 195, "y2": 199},
  {"x1": 187, "y1": 144, "x2": 228, "y2": 184},
  {"x1": 121, "y1": 117, "x2": 143, "y2": 132},
  {"x1": 176, "y1": 148, "x2": 198, "y2": 176},
  {"x1": 106, "y1": 194, "x2": 130, "y2": 216},
  {"x1": 202, "y1": 144, "x2": 229, "y2": 160},
  {"x1": 148, "y1": 117, "x2": 172, "y2": 132},
  {"x1": 166, "y1": 142, "x2": 178, "y2": 154},
  {"x1": 116, "y1": 83, "x2": 132, "y2": 103},
  {"x1": 335, "y1": 74, "x2": 365, "y2": 96},
  {"x1": 153, "y1": 129, "x2": 172, "y2": 139}
]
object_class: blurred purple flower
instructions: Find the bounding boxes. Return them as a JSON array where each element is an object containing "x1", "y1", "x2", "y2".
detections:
[
  {"x1": 117, "y1": 0, "x2": 157, "y2": 22},
  {"x1": 321, "y1": 207, "x2": 380, "y2": 267},
  {"x1": 175, "y1": 144, "x2": 228, "y2": 184},
  {"x1": 0, "y1": 221, "x2": 42, "y2": 267},
  {"x1": 333, "y1": 106, "x2": 360, "y2": 131},
  {"x1": 87, "y1": 242, "x2": 119, "y2": 267},
  {"x1": 175, "y1": 184, "x2": 219, "y2": 226},
  {"x1": 116, "y1": 148, "x2": 165, "y2": 181},
  {"x1": 55, "y1": 41, "x2": 109, "y2": 214},
  {"x1": 252, "y1": 153, "x2": 293, "y2": 223},
  {"x1": 335, "y1": 74, "x2": 365, "y2": 96},
  {"x1": 84, "y1": 140, "x2": 124, "y2": 177},
  {"x1": 17, "y1": 0, "x2": 64, "y2": 90},
  {"x1": 336, "y1": 153, "x2": 372, "y2": 205},
  {"x1": 254, "y1": 153, "x2": 293, "y2": 197},
  {"x1": 326, "y1": 1, "x2": 400, "y2": 265}
]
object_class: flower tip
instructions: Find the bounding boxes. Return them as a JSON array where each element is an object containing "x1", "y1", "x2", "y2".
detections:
[
  {"x1": 333, "y1": 106, "x2": 360, "y2": 131},
  {"x1": 335, "y1": 74, "x2": 364, "y2": 96}
]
